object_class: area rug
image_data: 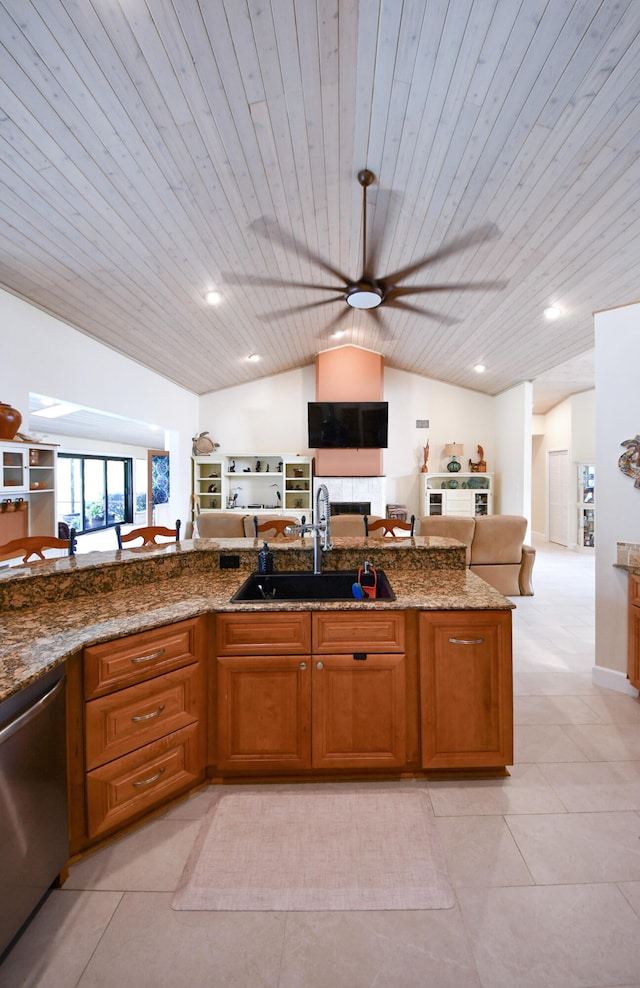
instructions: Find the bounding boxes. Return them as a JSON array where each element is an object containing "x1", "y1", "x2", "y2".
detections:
[{"x1": 171, "y1": 789, "x2": 455, "y2": 911}]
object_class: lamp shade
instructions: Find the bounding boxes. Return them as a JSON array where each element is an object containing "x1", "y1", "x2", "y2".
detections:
[{"x1": 443, "y1": 443, "x2": 464, "y2": 457}]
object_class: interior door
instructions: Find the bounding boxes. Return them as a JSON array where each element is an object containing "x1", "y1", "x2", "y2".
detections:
[{"x1": 548, "y1": 449, "x2": 569, "y2": 546}]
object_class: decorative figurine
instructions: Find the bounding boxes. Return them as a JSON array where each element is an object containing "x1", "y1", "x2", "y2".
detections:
[
  {"x1": 255, "y1": 460, "x2": 262, "y2": 472},
  {"x1": 229, "y1": 459, "x2": 236, "y2": 472},
  {"x1": 469, "y1": 444, "x2": 487, "y2": 473},
  {"x1": 420, "y1": 440, "x2": 430, "y2": 473}
]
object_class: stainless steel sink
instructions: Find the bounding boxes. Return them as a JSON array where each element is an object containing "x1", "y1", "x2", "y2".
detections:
[{"x1": 230, "y1": 569, "x2": 396, "y2": 602}]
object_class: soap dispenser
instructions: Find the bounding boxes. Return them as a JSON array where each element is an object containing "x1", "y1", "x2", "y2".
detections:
[{"x1": 258, "y1": 541, "x2": 273, "y2": 574}]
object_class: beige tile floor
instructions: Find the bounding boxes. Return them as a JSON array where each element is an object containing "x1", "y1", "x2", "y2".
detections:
[{"x1": 3, "y1": 539, "x2": 640, "y2": 987}]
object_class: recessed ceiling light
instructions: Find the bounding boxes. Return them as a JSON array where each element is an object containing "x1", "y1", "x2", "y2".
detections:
[
  {"x1": 247, "y1": 353, "x2": 261, "y2": 362},
  {"x1": 205, "y1": 290, "x2": 222, "y2": 305},
  {"x1": 474, "y1": 363, "x2": 486, "y2": 374},
  {"x1": 544, "y1": 305, "x2": 561, "y2": 320},
  {"x1": 332, "y1": 330, "x2": 347, "y2": 339}
]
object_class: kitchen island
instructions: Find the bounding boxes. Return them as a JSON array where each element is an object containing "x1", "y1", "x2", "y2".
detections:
[{"x1": 0, "y1": 535, "x2": 514, "y2": 856}]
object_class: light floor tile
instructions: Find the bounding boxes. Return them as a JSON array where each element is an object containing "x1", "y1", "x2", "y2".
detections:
[
  {"x1": 563, "y1": 723, "x2": 640, "y2": 761},
  {"x1": 76, "y1": 891, "x2": 286, "y2": 988},
  {"x1": 514, "y1": 694, "x2": 605, "y2": 725},
  {"x1": 64, "y1": 816, "x2": 202, "y2": 892},
  {"x1": 506, "y1": 811, "x2": 640, "y2": 884},
  {"x1": 619, "y1": 881, "x2": 640, "y2": 919},
  {"x1": 514, "y1": 724, "x2": 589, "y2": 762},
  {"x1": 581, "y1": 692, "x2": 640, "y2": 723},
  {"x1": 458, "y1": 884, "x2": 640, "y2": 988},
  {"x1": 278, "y1": 909, "x2": 481, "y2": 988},
  {"x1": 428, "y1": 764, "x2": 567, "y2": 816},
  {"x1": 435, "y1": 815, "x2": 533, "y2": 887},
  {"x1": 539, "y1": 760, "x2": 640, "y2": 811},
  {"x1": 0, "y1": 890, "x2": 122, "y2": 987}
]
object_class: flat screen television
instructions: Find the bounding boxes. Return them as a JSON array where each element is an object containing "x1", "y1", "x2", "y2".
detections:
[{"x1": 307, "y1": 401, "x2": 388, "y2": 449}]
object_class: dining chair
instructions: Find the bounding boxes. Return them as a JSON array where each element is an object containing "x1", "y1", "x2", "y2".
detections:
[
  {"x1": 364, "y1": 515, "x2": 415, "y2": 537},
  {"x1": 0, "y1": 530, "x2": 76, "y2": 563},
  {"x1": 115, "y1": 520, "x2": 181, "y2": 548},
  {"x1": 253, "y1": 516, "x2": 299, "y2": 538}
]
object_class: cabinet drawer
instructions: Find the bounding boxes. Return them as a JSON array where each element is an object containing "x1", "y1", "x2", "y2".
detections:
[
  {"x1": 312, "y1": 612, "x2": 405, "y2": 653},
  {"x1": 86, "y1": 724, "x2": 201, "y2": 839},
  {"x1": 84, "y1": 618, "x2": 201, "y2": 698},
  {"x1": 85, "y1": 663, "x2": 203, "y2": 769},
  {"x1": 217, "y1": 612, "x2": 311, "y2": 654}
]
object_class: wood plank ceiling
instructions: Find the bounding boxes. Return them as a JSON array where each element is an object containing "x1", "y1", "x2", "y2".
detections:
[{"x1": 1, "y1": 0, "x2": 639, "y2": 413}]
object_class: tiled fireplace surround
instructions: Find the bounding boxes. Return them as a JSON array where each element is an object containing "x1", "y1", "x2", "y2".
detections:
[{"x1": 313, "y1": 476, "x2": 386, "y2": 517}]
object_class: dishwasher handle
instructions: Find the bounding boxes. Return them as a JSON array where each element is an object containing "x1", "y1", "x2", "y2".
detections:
[{"x1": 0, "y1": 674, "x2": 66, "y2": 746}]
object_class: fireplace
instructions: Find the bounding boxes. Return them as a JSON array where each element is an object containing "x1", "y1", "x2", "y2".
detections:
[
  {"x1": 330, "y1": 501, "x2": 371, "y2": 515},
  {"x1": 314, "y1": 477, "x2": 386, "y2": 517}
]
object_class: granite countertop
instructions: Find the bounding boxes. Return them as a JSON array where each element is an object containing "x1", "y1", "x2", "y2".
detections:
[{"x1": 0, "y1": 536, "x2": 513, "y2": 704}]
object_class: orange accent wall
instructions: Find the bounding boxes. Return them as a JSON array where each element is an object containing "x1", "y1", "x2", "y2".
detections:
[{"x1": 314, "y1": 346, "x2": 384, "y2": 476}]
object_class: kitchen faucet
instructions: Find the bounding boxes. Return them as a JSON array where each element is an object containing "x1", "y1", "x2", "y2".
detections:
[{"x1": 285, "y1": 482, "x2": 332, "y2": 573}]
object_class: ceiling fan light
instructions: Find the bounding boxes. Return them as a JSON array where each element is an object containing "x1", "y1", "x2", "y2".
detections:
[{"x1": 346, "y1": 286, "x2": 383, "y2": 309}]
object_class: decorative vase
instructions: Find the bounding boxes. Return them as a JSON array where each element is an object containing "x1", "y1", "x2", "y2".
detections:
[{"x1": 0, "y1": 402, "x2": 22, "y2": 440}]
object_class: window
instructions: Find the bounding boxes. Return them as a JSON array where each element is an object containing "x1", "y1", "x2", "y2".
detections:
[{"x1": 57, "y1": 454, "x2": 133, "y2": 534}]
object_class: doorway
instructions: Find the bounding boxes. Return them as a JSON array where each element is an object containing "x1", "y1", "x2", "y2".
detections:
[{"x1": 548, "y1": 449, "x2": 569, "y2": 546}]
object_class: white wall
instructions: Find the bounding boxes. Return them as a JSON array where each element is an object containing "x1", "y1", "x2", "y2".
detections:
[
  {"x1": 594, "y1": 302, "x2": 640, "y2": 692},
  {"x1": 0, "y1": 289, "x2": 198, "y2": 522},
  {"x1": 200, "y1": 362, "x2": 499, "y2": 518},
  {"x1": 493, "y1": 383, "x2": 533, "y2": 524}
]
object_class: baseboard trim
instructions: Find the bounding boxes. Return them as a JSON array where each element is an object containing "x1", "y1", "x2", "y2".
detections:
[{"x1": 592, "y1": 664, "x2": 639, "y2": 696}]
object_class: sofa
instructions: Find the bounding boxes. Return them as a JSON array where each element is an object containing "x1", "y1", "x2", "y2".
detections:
[
  {"x1": 185, "y1": 512, "x2": 247, "y2": 538},
  {"x1": 416, "y1": 514, "x2": 535, "y2": 596}
]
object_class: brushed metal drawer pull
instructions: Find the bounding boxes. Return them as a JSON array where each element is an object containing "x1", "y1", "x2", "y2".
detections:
[
  {"x1": 132, "y1": 767, "x2": 166, "y2": 788},
  {"x1": 131, "y1": 704, "x2": 166, "y2": 723},
  {"x1": 131, "y1": 648, "x2": 166, "y2": 664},
  {"x1": 449, "y1": 637, "x2": 484, "y2": 645}
]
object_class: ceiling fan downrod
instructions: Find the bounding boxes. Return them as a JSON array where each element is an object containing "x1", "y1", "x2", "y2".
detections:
[{"x1": 347, "y1": 169, "x2": 382, "y2": 309}]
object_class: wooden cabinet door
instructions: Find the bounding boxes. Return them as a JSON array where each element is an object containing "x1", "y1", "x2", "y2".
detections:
[
  {"x1": 628, "y1": 576, "x2": 640, "y2": 690},
  {"x1": 217, "y1": 654, "x2": 311, "y2": 772},
  {"x1": 311, "y1": 653, "x2": 407, "y2": 770},
  {"x1": 420, "y1": 611, "x2": 513, "y2": 770}
]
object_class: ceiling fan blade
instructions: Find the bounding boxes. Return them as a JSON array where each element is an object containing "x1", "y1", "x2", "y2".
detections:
[
  {"x1": 382, "y1": 223, "x2": 499, "y2": 285},
  {"x1": 315, "y1": 306, "x2": 354, "y2": 341},
  {"x1": 385, "y1": 279, "x2": 508, "y2": 300},
  {"x1": 258, "y1": 295, "x2": 345, "y2": 322},
  {"x1": 382, "y1": 297, "x2": 460, "y2": 325},
  {"x1": 252, "y1": 218, "x2": 352, "y2": 285},
  {"x1": 221, "y1": 271, "x2": 346, "y2": 293}
]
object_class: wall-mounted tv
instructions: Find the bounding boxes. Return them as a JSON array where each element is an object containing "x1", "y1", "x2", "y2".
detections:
[{"x1": 308, "y1": 401, "x2": 388, "y2": 449}]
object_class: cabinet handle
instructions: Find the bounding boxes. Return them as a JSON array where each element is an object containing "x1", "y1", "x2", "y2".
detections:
[
  {"x1": 132, "y1": 767, "x2": 166, "y2": 788},
  {"x1": 448, "y1": 637, "x2": 484, "y2": 645},
  {"x1": 316, "y1": 661, "x2": 323, "y2": 670},
  {"x1": 300, "y1": 662, "x2": 307, "y2": 670},
  {"x1": 131, "y1": 647, "x2": 166, "y2": 664},
  {"x1": 131, "y1": 704, "x2": 166, "y2": 722}
]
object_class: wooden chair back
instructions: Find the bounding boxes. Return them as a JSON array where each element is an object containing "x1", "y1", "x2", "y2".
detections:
[
  {"x1": 364, "y1": 514, "x2": 415, "y2": 537},
  {"x1": 116, "y1": 520, "x2": 181, "y2": 548},
  {"x1": 0, "y1": 530, "x2": 76, "y2": 563},
  {"x1": 253, "y1": 516, "x2": 298, "y2": 538}
]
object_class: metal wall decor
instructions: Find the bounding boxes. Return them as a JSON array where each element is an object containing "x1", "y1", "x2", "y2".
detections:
[{"x1": 619, "y1": 436, "x2": 640, "y2": 488}]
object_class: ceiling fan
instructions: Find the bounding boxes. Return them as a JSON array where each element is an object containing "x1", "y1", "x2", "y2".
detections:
[{"x1": 226, "y1": 169, "x2": 503, "y2": 330}]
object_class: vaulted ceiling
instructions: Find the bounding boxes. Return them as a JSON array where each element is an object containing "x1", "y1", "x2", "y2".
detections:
[{"x1": 2, "y1": 1, "x2": 639, "y2": 414}]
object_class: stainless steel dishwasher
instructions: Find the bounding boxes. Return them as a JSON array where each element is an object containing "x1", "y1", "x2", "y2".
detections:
[{"x1": 0, "y1": 665, "x2": 69, "y2": 958}]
